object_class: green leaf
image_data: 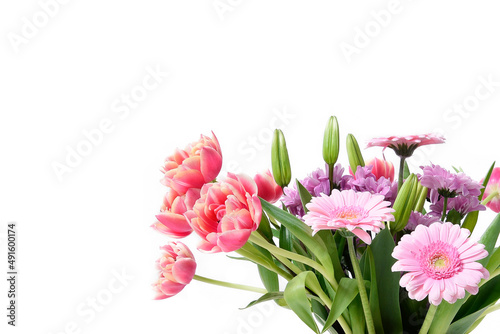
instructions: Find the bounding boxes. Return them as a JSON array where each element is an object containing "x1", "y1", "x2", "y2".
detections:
[
  {"x1": 480, "y1": 162, "x2": 496, "y2": 200},
  {"x1": 240, "y1": 292, "x2": 287, "y2": 309},
  {"x1": 463, "y1": 162, "x2": 496, "y2": 233},
  {"x1": 429, "y1": 299, "x2": 468, "y2": 333},
  {"x1": 462, "y1": 211, "x2": 479, "y2": 233},
  {"x1": 261, "y1": 199, "x2": 334, "y2": 278},
  {"x1": 284, "y1": 272, "x2": 321, "y2": 334},
  {"x1": 296, "y1": 179, "x2": 313, "y2": 213},
  {"x1": 252, "y1": 243, "x2": 281, "y2": 293},
  {"x1": 279, "y1": 224, "x2": 293, "y2": 252},
  {"x1": 371, "y1": 228, "x2": 402, "y2": 333},
  {"x1": 447, "y1": 306, "x2": 489, "y2": 334},
  {"x1": 317, "y1": 230, "x2": 345, "y2": 283},
  {"x1": 226, "y1": 255, "x2": 251, "y2": 261},
  {"x1": 455, "y1": 274, "x2": 500, "y2": 321},
  {"x1": 363, "y1": 248, "x2": 385, "y2": 334},
  {"x1": 485, "y1": 247, "x2": 500, "y2": 273},
  {"x1": 257, "y1": 212, "x2": 274, "y2": 242},
  {"x1": 322, "y1": 278, "x2": 359, "y2": 333},
  {"x1": 258, "y1": 265, "x2": 279, "y2": 293},
  {"x1": 478, "y1": 213, "x2": 500, "y2": 266}
]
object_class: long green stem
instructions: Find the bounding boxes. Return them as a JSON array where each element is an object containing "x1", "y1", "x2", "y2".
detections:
[
  {"x1": 193, "y1": 275, "x2": 267, "y2": 294},
  {"x1": 328, "y1": 163, "x2": 335, "y2": 193},
  {"x1": 441, "y1": 197, "x2": 449, "y2": 222},
  {"x1": 482, "y1": 191, "x2": 499, "y2": 205},
  {"x1": 249, "y1": 233, "x2": 338, "y2": 290},
  {"x1": 419, "y1": 304, "x2": 438, "y2": 334},
  {"x1": 347, "y1": 237, "x2": 375, "y2": 334},
  {"x1": 398, "y1": 157, "x2": 406, "y2": 191}
]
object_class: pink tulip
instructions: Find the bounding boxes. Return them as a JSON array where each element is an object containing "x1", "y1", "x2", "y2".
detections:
[
  {"x1": 185, "y1": 173, "x2": 262, "y2": 253},
  {"x1": 153, "y1": 241, "x2": 197, "y2": 300},
  {"x1": 254, "y1": 170, "x2": 283, "y2": 203},
  {"x1": 161, "y1": 132, "x2": 223, "y2": 195},
  {"x1": 152, "y1": 188, "x2": 200, "y2": 238},
  {"x1": 366, "y1": 157, "x2": 395, "y2": 181},
  {"x1": 482, "y1": 167, "x2": 500, "y2": 213}
]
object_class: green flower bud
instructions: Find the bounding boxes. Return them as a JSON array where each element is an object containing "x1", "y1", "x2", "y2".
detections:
[
  {"x1": 271, "y1": 129, "x2": 291, "y2": 187},
  {"x1": 323, "y1": 116, "x2": 340, "y2": 166},
  {"x1": 346, "y1": 133, "x2": 365, "y2": 174},
  {"x1": 414, "y1": 183, "x2": 428, "y2": 213},
  {"x1": 391, "y1": 174, "x2": 419, "y2": 232}
]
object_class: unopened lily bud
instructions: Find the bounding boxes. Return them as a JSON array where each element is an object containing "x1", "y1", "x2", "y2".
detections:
[
  {"x1": 323, "y1": 116, "x2": 340, "y2": 166},
  {"x1": 346, "y1": 133, "x2": 365, "y2": 174},
  {"x1": 391, "y1": 174, "x2": 419, "y2": 232},
  {"x1": 271, "y1": 129, "x2": 291, "y2": 187}
]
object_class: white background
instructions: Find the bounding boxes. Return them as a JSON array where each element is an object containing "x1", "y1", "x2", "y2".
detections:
[{"x1": 1, "y1": 1, "x2": 500, "y2": 333}]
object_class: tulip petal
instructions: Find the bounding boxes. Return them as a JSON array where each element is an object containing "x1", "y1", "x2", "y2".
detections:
[{"x1": 200, "y1": 147, "x2": 222, "y2": 182}]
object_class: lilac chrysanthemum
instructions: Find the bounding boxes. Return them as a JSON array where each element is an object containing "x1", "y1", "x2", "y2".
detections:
[
  {"x1": 345, "y1": 165, "x2": 398, "y2": 204},
  {"x1": 367, "y1": 134, "x2": 445, "y2": 157},
  {"x1": 429, "y1": 192, "x2": 486, "y2": 218},
  {"x1": 392, "y1": 222, "x2": 489, "y2": 305},
  {"x1": 282, "y1": 164, "x2": 350, "y2": 218},
  {"x1": 420, "y1": 164, "x2": 482, "y2": 198},
  {"x1": 282, "y1": 186, "x2": 304, "y2": 217},
  {"x1": 303, "y1": 189, "x2": 395, "y2": 244},
  {"x1": 405, "y1": 211, "x2": 441, "y2": 231}
]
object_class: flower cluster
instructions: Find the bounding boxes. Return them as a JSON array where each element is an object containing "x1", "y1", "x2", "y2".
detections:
[
  {"x1": 152, "y1": 132, "x2": 282, "y2": 298},
  {"x1": 153, "y1": 133, "x2": 223, "y2": 239},
  {"x1": 153, "y1": 122, "x2": 498, "y2": 334}
]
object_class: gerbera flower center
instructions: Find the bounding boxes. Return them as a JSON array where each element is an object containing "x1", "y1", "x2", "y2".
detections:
[
  {"x1": 331, "y1": 205, "x2": 367, "y2": 221},
  {"x1": 418, "y1": 240, "x2": 462, "y2": 279}
]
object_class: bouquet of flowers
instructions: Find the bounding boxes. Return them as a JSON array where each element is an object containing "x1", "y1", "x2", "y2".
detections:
[{"x1": 151, "y1": 116, "x2": 500, "y2": 334}]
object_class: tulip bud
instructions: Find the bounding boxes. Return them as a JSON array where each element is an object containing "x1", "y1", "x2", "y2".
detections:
[
  {"x1": 323, "y1": 116, "x2": 340, "y2": 166},
  {"x1": 366, "y1": 157, "x2": 395, "y2": 181},
  {"x1": 271, "y1": 129, "x2": 291, "y2": 187},
  {"x1": 391, "y1": 174, "x2": 419, "y2": 232},
  {"x1": 346, "y1": 133, "x2": 365, "y2": 174}
]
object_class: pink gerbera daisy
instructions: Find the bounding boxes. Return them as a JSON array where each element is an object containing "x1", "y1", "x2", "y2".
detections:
[
  {"x1": 303, "y1": 189, "x2": 394, "y2": 244},
  {"x1": 392, "y1": 222, "x2": 489, "y2": 306},
  {"x1": 367, "y1": 134, "x2": 445, "y2": 158}
]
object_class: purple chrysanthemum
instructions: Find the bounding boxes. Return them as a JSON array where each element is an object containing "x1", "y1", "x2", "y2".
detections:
[
  {"x1": 429, "y1": 191, "x2": 486, "y2": 218},
  {"x1": 282, "y1": 186, "x2": 304, "y2": 217},
  {"x1": 420, "y1": 164, "x2": 482, "y2": 198},
  {"x1": 405, "y1": 211, "x2": 441, "y2": 231},
  {"x1": 281, "y1": 164, "x2": 350, "y2": 218},
  {"x1": 345, "y1": 165, "x2": 398, "y2": 204}
]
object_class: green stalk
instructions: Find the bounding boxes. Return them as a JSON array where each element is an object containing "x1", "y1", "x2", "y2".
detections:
[
  {"x1": 347, "y1": 237, "x2": 375, "y2": 334},
  {"x1": 398, "y1": 157, "x2": 406, "y2": 191},
  {"x1": 193, "y1": 275, "x2": 267, "y2": 294},
  {"x1": 419, "y1": 304, "x2": 437, "y2": 334},
  {"x1": 441, "y1": 197, "x2": 449, "y2": 222},
  {"x1": 328, "y1": 163, "x2": 335, "y2": 193},
  {"x1": 482, "y1": 191, "x2": 499, "y2": 206}
]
